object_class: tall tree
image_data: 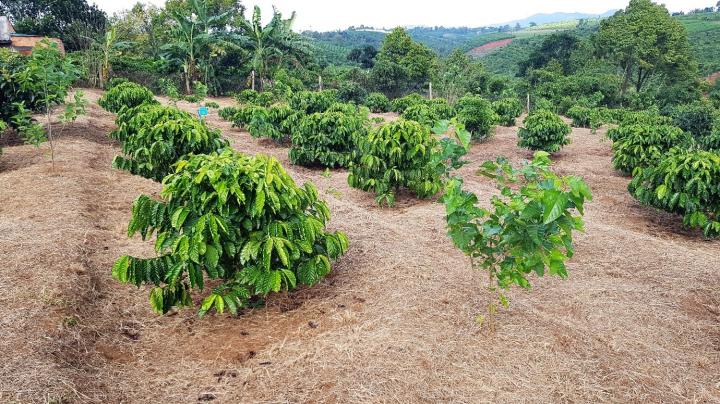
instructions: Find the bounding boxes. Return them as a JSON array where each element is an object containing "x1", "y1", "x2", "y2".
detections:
[
  {"x1": 236, "y1": 6, "x2": 311, "y2": 91},
  {"x1": 596, "y1": 0, "x2": 697, "y2": 96},
  {"x1": 0, "y1": 0, "x2": 107, "y2": 51},
  {"x1": 371, "y1": 27, "x2": 436, "y2": 98},
  {"x1": 519, "y1": 33, "x2": 581, "y2": 77}
]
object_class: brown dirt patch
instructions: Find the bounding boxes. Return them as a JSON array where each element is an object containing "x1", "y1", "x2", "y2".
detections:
[
  {"x1": 468, "y1": 38, "x2": 514, "y2": 57},
  {"x1": 1, "y1": 90, "x2": 719, "y2": 403}
]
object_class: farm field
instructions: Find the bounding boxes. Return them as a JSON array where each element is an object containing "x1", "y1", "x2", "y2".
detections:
[{"x1": 1, "y1": 90, "x2": 718, "y2": 403}]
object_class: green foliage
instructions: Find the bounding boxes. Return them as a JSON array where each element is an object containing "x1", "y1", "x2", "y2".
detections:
[
  {"x1": 442, "y1": 152, "x2": 591, "y2": 312},
  {"x1": 348, "y1": 119, "x2": 442, "y2": 206},
  {"x1": 670, "y1": 101, "x2": 717, "y2": 139},
  {"x1": 371, "y1": 27, "x2": 436, "y2": 97},
  {"x1": 290, "y1": 90, "x2": 338, "y2": 114},
  {"x1": 518, "y1": 110, "x2": 571, "y2": 152},
  {"x1": 110, "y1": 104, "x2": 228, "y2": 181},
  {"x1": 112, "y1": 149, "x2": 349, "y2": 315},
  {"x1": 106, "y1": 77, "x2": 130, "y2": 90},
  {"x1": 456, "y1": 95, "x2": 498, "y2": 140},
  {"x1": 566, "y1": 105, "x2": 605, "y2": 129},
  {"x1": 218, "y1": 106, "x2": 239, "y2": 121},
  {"x1": 337, "y1": 82, "x2": 368, "y2": 104},
  {"x1": 236, "y1": 89, "x2": 259, "y2": 104},
  {"x1": 492, "y1": 98, "x2": 523, "y2": 126},
  {"x1": 610, "y1": 124, "x2": 691, "y2": 174},
  {"x1": 10, "y1": 103, "x2": 46, "y2": 147},
  {"x1": 289, "y1": 111, "x2": 366, "y2": 167},
  {"x1": 629, "y1": 150, "x2": 720, "y2": 237},
  {"x1": 426, "y1": 98, "x2": 456, "y2": 120},
  {"x1": 99, "y1": 82, "x2": 158, "y2": 113},
  {"x1": 391, "y1": 93, "x2": 424, "y2": 114},
  {"x1": 364, "y1": 92, "x2": 391, "y2": 113},
  {"x1": 401, "y1": 103, "x2": 439, "y2": 127},
  {"x1": 205, "y1": 101, "x2": 220, "y2": 109}
]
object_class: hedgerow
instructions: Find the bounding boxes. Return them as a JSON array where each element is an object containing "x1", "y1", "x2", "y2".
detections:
[
  {"x1": 492, "y1": 98, "x2": 523, "y2": 126},
  {"x1": 348, "y1": 119, "x2": 443, "y2": 206},
  {"x1": 365, "y1": 92, "x2": 391, "y2": 113},
  {"x1": 456, "y1": 95, "x2": 498, "y2": 140},
  {"x1": 112, "y1": 149, "x2": 349, "y2": 315},
  {"x1": 110, "y1": 104, "x2": 228, "y2": 181},
  {"x1": 629, "y1": 150, "x2": 720, "y2": 237},
  {"x1": 518, "y1": 109, "x2": 571, "y2": 152},
  {"x1": 289, "y1": 111, "x2": 366, "y2": 167},
  {"x1": 99, "y1": 82, "x2": 158, "y2": 113},
  {"x1": 443, "y1": 152, "x2": 591, "y2": 317},
  {"x1": 610, "y1": 124, "x2": 690, "y2": 174}
]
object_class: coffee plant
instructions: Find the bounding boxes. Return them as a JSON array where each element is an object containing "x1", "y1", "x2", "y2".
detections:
[
  {"x1": 456, "y1": 95, "x2": 498, "y2": 140},
  {"x1": 364, "y1": 92, "x2": 391, "y2": 113},
  {"x1": 567, "y1": 105, "x2": 606, "y2": 130},
  {"x1": 110, "y1": 104, "x2": 228, "y2": 181},
  {"x1": 401, "y1": 103, "x2": 439, "y2": 127},
  {"x1": 391, "y1": 93, "x2": 424, "y2": 114},
  {"x1": 289, "y1": 111, "x2": 367, "y2": 168},
  {"x1": 610, "y1": 124, "x2": 690, "y2": 175},
  {"x1": 112, "y1": 149, "x2": 349, "y2": 315},
  {"x1": 442, "y1": 152, "x2": 591, "y2": 320},
  {"x1": 290, "y1": 90, "x2": 338, "y2": 114},
  {"x1": 492, "y1": 98, "x2": 523, "y2": 127},
  {"x1": 337, "y1": 82, "x2": 368, "y2": 104},
  {"x1": 235, "y1": 89, "x2": 258, "y2": 104},
  {"x1": 518, "y1": 110, "x2": 571, "y2": 153},
  {"x1": 218, "y1": 106, "x2": 239, "y2": 121},
  {"x1": 348, "y1": 119, "x2": 443, "y2": 206},
  {"x1": 427, "y1": 98, "x2": 456, "y2": 120},
  {"x1": 629, "y1": 150, "x2": 720, "y2": 237},
  {"x1": 671, "y1": 101, "x2": 717, "y2": 139},
  {"x1": 99, "y1": 81, "x2": 158, "y2": 113},
  {"x1": 699, "y1": 123, "x2": 720, "y2": 152}
]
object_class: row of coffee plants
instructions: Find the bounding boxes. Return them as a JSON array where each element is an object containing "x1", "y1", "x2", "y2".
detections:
[
  {"x1": 102, "y1": 82, "x2": 349, "y2": 315},
  {"x1": 604, "y1": 102, "x2": 720, "y2": 237}
]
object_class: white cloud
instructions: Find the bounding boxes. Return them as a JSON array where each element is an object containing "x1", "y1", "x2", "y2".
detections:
[{"x1": 92, "y1": 0, "x2": 716, "y2": 31}]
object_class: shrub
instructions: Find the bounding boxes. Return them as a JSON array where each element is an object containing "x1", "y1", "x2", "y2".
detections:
[
  {"x1": 112, "y1": 149, "x2": 349, "y2": 315},
  {"x1": 289, "y1": 111, "x2": 366, "y2": 167},
  {"x1": 427, "y1": 98, "x2": 456, "y2": 120},
  {"x1": 610, "y1": 124, "x2": 690, "y2": 175},
  {"x1": 99, "y1": 82, "x2": 157, "y2": 113},
  {"x1": 518, "y1": 110, "x2": 571, "y2": 153},
  {"x1": 442, "y1": 152, "x2": 591, "y2": 314},
  {"x1": 254, "y1": 91, "x2": 276, "y2": 107},
  {"x1": 456, "y1": 95, "x2": 498, "y2": 140},
  {"x1": 348, "y1": 119, "x2": 442, "y2": 206},
  {"x1": 492, "y1": 98, "x2": 523, "y2": 126},
  {"x1": 390, "y1": 93, "x2": 424, "y2": 114},
  {"x1": 628, "y1": 150, "x2": 720, "y2": 237},
  {"x1": 106, "y1": 77, "x2": 129, "y2": 90},
  {"x1": 699, "y1": 123, "x2": 720, "y2": 152},
  {"x1": 337, "y1": 82, "x2": 368, "y2": 104},
  {"x1": 218, "y1": 106, "x2": 238, "y2": 121},
  {"x1": 401, "y1": 103, "x2": 439, "y2": 126},
  {"x1": 566, "y1": 105, "x2": 605, "y2": 129},
  {"x1": 110, "y1": 104, "x2": 227, "y2": 181},
  {"x1": 671, "y1": 101, "x2": 717, "y2": 139},
  {"x1": 365, "y1": 92, "x2": 391, "y2": 113},
  {"x1": 205, "y1": 101, "x2": 220, "y2": 109},
  {"x1": 235, "y1": 89, "x2": 258, "y2": 104},
  {"x1": 290, "y1": 90, "x2": 338, "y2": 114}
]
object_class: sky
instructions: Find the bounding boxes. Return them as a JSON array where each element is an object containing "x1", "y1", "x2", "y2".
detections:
[{"x1": 92, "y1": 0, "x2": 716, "y2": 31}]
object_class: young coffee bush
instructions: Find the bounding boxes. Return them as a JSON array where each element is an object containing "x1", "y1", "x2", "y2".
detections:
[
  {"x1": 401, "y1": 103, "x2": 439, "y2": 127},
  {"x1": 218, "y1": 106, "x2": 239, "y2": 121},
  {"x1": 492, "y1": 98, "x2": 523, "y2": 126},
  {"x1": 99, "y1": 82, "x2": 158, "y2": 113},
  {"x1": 391, "y1": 93, "x2": 424, "y2": 114},
  {"x1": 518, "y1": 110, "x2": 571, "y2": 153},
  {"x1": 348, "y1": 119, "x2": 442, "y2": 206},
  {"x1": 699, "y1": 123, "x2": 720, "y2": 152},
  {"x1": 671, "y1": 101, "x2": 717, "y2": 139},
  {"x1": 443, "y1": 152, "x2": 591, "y2": 313},
  {"x1": 235, "y1": 89, "x2": 258, "y2": 104},
  {"x1": 111, "y1": 104, "x2": 228, "y2": 181},
  {"x1": 112, "y1": 149, "x2": 349, "y2": 315},
  {"x1": 456, "y1": 95, "x2": 498, "y2": 140},
  {"x1": 566, "y1": 105, "x2": 607, "y2": 129},
  {"x1": 337, "y1": 82, "x2": 368, "y2": 104},
  {"x1": 610, "y1": 124, "x2": 690, "y2": 175},
  {"x1": 290, "y1": 90, "x2": 338, "y2": 114},
  {"x1": 628, "y1": 150, "x2": 720, "y2": 237},
  {"x1": 268, "y1": 103, "x2": 302, "y2": 139},
  {"x1": 290, "y1": 111, "x2": 366, "y2": 168},
  {"x1": 427, "y1": 98, "x2": 456, "y2": 120},
  {"x1": 365, "y1": 92, "x2": 391, "y2": 113}
]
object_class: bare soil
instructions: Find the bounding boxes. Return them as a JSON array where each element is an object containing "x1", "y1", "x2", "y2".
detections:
[
  {"x1": 1, "y1": 89, "x2": 718, "y2": 403},
  {"x1": 468, "y1": 38, "x2": 514, "y2": 57}
]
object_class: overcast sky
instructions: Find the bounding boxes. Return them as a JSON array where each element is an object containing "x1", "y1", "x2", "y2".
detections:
[{"x1": 93, "y1": 0, "x2": 715, "y2": 31}]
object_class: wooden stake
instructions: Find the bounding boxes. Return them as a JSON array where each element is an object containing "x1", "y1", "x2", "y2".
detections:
[
  {"x1": 318, "y1": 75, "x2": 323, "y2": 91},
  {"x1": 429, "y1": 82, "x2": 433, "y2": 100},
  {"x1": 251, "y1": 70, "x2": 255, "y2": 91}
]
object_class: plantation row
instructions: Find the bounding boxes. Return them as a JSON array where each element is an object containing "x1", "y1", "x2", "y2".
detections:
[{"x1": 94, "y1": 81, "x2": 592, "y2": 316}]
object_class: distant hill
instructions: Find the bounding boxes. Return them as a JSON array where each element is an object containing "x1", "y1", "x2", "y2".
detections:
[{"x1": 499, "y1": 10, "x2": 618, "y2": 28}]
